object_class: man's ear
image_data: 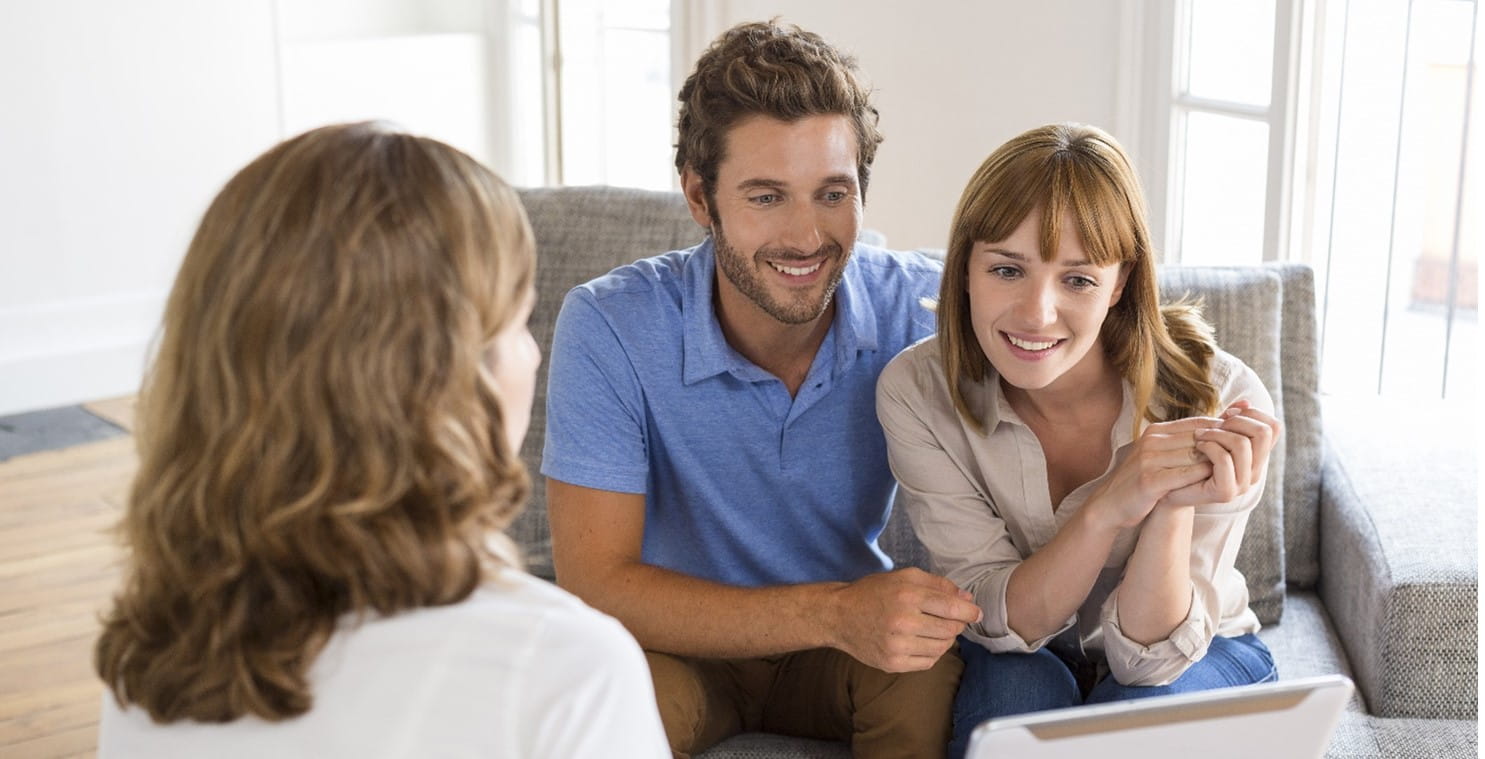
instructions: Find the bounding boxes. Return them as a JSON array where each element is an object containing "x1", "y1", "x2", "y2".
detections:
[{"x1": 680, "y1": 167, "x2": 713, "y2": 229}]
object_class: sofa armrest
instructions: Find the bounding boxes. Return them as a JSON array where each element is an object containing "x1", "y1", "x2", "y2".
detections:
[{"x1": 1317, "y1": 396, "x2": 1477, "y2": 720}]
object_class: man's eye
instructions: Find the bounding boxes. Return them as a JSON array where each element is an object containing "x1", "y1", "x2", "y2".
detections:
[
  {"x1": 751, "y1": 194, "x2": 780, "y2": 205},
  {"x1": 823, "y1": 191, "x2": 847, "y2": 202}
]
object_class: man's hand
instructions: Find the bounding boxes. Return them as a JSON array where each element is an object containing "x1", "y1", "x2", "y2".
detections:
[{"x1": 826, "y1": 568, "x2": 982, "y2": 673}]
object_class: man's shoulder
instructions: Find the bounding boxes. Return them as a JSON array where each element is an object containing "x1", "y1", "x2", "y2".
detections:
[
  {"x1": 571, "y1": 247, "x2": 696, "y2": 305},
  {"x1": 557, "y1": 247, "x2": 704, "y2": 344},
  {"x1": 850, "y1": 244, "x2": 945, "y2": 283}
]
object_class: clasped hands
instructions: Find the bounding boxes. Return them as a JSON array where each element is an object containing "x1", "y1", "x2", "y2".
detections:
[{"x1": 1090, "y1": 400, "x2": 1282, "y2": 530}]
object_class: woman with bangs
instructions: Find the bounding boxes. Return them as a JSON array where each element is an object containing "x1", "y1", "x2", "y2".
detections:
[
  {"x1": 875, "y1": 123, "x2": 1281, "y2": 758},
  {"x1": 94, "y1": 123, "x2": 666, "y2": 757}
]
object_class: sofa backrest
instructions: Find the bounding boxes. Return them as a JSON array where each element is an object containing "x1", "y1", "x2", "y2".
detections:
[
  {"x1": 513, "y1": 186, "x2": 705, "y2": 580},
  {"x1": 512, "y1": 186, "x2": 1323, "y2": 624}
]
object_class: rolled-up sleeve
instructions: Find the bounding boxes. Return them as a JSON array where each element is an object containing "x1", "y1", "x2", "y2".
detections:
[
  {"x1": 1098, "y1": 359, "x2": 1274, "y2": 686},
  {"x1": 876, "y1": 351, "x2": 1072, "y2": 653}
]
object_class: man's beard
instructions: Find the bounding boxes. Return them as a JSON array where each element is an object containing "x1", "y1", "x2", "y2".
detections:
[{"x1": 712, "y1": 224, "x2": 849, "y2": 326}]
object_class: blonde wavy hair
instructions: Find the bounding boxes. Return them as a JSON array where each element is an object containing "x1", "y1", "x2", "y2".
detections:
[
  {"x1": 938, "y1": 123, "x2": 1219, "y2": 434},
  {"x1": 95, "y1": 122, "x2": 536, "y2": 723}
]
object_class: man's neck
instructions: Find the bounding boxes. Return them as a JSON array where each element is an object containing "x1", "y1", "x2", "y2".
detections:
[{"x1": 715, "y1": 290, "x2": 835, "y2": 397}]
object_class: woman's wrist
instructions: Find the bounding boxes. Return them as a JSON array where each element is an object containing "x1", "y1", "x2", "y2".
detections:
[{"x1": 1075, "y1": 496, "x2": 1131, "y2": 537}]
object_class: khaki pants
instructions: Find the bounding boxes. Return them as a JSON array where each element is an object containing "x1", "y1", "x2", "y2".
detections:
[{"x1": 645, "y1": 646, "x2": 963, "y2": 759}]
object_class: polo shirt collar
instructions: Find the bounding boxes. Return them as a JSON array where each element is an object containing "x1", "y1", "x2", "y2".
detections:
[{"x1": 681, "y1": 239, "x2": 879, "y2": 385}]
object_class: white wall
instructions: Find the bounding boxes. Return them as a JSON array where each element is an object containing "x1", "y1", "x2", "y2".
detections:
[
  {"x1": 684, "y1": 1, "x2": 1128, "y2": 252},
  {"x1": 0, "y1": 1, "x2": 282, "y2": 416},
  {"x1": 0, "y1": 1, "x2": 1127, "y2": 416}
]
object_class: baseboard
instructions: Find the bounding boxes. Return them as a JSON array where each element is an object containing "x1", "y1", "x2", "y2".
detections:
[
  {"x1": 0, "y1": 341, "x2": 153, "y2": 417},
  {"x1": 0, "y1": 293, "x2": 163, "y2": 416}
]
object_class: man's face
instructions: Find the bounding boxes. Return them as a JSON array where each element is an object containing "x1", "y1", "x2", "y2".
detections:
[{"x1": 685, "y1": 114, "x2": 863, "y2": 327}]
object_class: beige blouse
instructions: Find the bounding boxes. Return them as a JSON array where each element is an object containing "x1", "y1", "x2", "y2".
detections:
[{"x1": 876, "y1": 337, "x2": 1267, "y2": 686}]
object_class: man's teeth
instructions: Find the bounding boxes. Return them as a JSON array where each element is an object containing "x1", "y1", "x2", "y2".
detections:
[
  {"x1": 1008, "y1": 335, "x2": 1058, "y2": 351},
  {"x1": 770, "y1": 261, "x2": 822, "y2": 276}
]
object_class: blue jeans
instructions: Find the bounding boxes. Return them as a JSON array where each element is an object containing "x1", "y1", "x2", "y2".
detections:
[{"x1": 948, "y1": 633, "x2": 1276, "y2": 759}]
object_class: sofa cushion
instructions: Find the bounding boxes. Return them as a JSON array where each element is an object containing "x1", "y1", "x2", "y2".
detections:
[
  {"x1": 1158, "y1": 266, "x2": 1287, "y2": 623},
  {"x1": 1271, "y1": 263, "x2": 1324, "y2": 587},
  {"x1": 1257, "y1": 591, "x2": 1360, "y2": 694},
  {"x1": 1318, "y1": 395, "x2": 1478, "y2": 720}
]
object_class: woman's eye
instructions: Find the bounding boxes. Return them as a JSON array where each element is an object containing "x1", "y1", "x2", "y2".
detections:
[
  {"x1": 989, "y1": 266, "x2": 1020, "y2": 279},
  {"x1": 1066, "y1": 276, "x2": 1097, "y2": 290}
]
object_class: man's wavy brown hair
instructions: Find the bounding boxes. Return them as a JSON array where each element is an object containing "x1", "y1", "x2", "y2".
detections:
[
  {"x1": 939, "y1": 123, "x2": 1220, "y2": 436},
  {"x1": 675, "y1": 19, "x2": 884, "y2": 212},
  {"x1": 94, "y1": 122, "x2": 535, "y2": 723}
]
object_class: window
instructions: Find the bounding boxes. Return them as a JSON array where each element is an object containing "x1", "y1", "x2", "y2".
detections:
[
  {"x1": 555, "y1": 0, "x2": 675, "y2": 190},
  {"x1": 1304, "y1": 0, "x2": 1478, "y2": 398},
  {"x1": 1137, "y1": 0, "x2": 1478, "y2": 399},
  {"x1": 270, "y1": 0, "x2": 676, "y2": 190},
  {"x1": 1169, "y1": 0, "x2": 1287, "y2": 267}
]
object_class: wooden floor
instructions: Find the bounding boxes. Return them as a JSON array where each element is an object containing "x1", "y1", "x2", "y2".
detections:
[{"x1": 0, "y1": 397, "x2": 137, "y2": 758}]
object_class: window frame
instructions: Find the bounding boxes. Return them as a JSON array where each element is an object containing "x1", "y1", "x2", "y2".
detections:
[{"x1": 1119, "y1": 0, "x2": 1308, "y2": 264}]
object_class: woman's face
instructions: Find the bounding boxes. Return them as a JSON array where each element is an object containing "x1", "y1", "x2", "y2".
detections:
[
  {"x1": 966, "y1": 208, "x2": 1128, "y2": 395},
  {"x1": 485, "y1": 288, "x2": 540, "y2": 453}
]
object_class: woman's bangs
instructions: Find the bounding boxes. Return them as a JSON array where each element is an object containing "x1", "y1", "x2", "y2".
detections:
[{"x1": 1064, "y1": 168, "x2": 1138, "y2": 267}]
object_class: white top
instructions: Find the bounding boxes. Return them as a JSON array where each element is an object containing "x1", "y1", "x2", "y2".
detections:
[
  {"x1": 98, "y1": 570, "x2": 668, "y2": 758},
  {"x1": 877, "y1": 338, "x2": 1267, "y2": 686}
]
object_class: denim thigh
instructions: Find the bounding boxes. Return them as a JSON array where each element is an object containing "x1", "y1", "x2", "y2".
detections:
[{"x1": 948, "y1": 637, "x2": 1081, "y2": 759}]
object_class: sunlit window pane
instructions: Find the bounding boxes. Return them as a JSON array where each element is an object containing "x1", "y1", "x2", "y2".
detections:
[
  {"x1": 1177, "y1": 112, "x2": 1268, "y2": 265},
  {"x1": 558, "y1": 0, "x2": 673, "y2": 191},
  {"x1": 507, "y1": 3, "x2": 546, "y2": 187},
  {"x1": 1185, "y1": 0, "x2": 1275, "y2": 107},
  {"x1": 1315, "y1": 0, "x2": 1477, "y2": 399},
  {"x1": 1374, "y1": 0, "x2": 1478, "y2": 398}
]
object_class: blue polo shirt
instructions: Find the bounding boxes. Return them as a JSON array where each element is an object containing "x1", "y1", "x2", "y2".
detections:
[{"x1": 541, "y1": 239, "x2": 941, "y2": 587}]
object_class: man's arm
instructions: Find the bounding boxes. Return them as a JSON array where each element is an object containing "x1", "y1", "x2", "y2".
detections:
[{"x1": 548, "y1": 478, "x2": 981, "y2": 672}]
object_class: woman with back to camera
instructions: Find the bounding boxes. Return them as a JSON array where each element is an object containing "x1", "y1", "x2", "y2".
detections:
[
  {"x1": 875, "y1": 123, "x2": 1282, "y2": 758},
  {"x1": 94, "y1": 122, "x2": 667, "y2": 758}
]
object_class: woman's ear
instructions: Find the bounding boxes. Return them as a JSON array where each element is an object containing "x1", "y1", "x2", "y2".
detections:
[{"x1": 1111, "y1": 263, "x2": 1133, "y2": 306}]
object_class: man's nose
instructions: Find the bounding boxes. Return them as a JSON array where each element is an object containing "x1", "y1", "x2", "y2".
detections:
[{"x1": 778, "y1": 202, "x2": 824, "y2": 253}]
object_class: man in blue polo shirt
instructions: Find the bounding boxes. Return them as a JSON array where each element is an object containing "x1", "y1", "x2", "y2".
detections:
[{"x1": 543, "y1": 20, "x2": 982, "y2": 757}]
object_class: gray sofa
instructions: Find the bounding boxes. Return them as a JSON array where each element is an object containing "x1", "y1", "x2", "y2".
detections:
[{"x1": 512, "y1": 186, "x2": 1478, "y2": 758}]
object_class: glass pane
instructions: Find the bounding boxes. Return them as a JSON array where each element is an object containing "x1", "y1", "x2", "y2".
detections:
[
  {"x1": 1311, "y1": 0, "x2": 1411, "y2": 395},
  {"x1": 601, "y1": 1, "x2": 669, "y2": 30},
  {"x1": 599, "y1": 28, "x2": 674, "y2": 190},
  {"x1": 1313, "y1": 0, "x2": 1476, "y2": 398},
  {"x1": 1377, "y1": 0, "x2": 1478, "y2": 399},
  {"x1": 1185, "y1": 0, "x2": 1276, "y2": 106},
  {"x1": 1177, "y1": 112, "x2": 1268, "y2": 265},
  {"x1": 559, "y1": 0, "x2": 673, "y2": 190},
  {"x1": 508, "y1": 12, "x2": 546, "y2": 186}
]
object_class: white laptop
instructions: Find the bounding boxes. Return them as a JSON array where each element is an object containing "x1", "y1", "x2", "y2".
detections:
[{"x1": 966, "y1": 675, "x2": 1354, "y2": 759}]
